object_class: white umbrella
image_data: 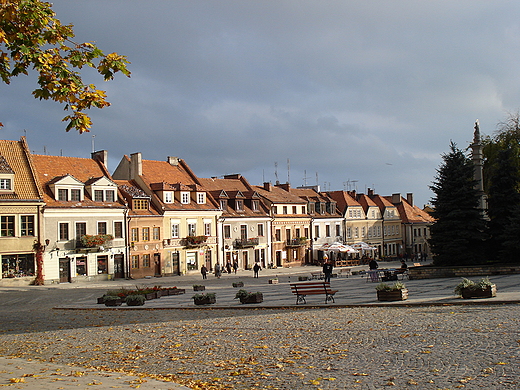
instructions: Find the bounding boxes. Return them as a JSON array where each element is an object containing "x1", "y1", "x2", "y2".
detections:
[
  {"x1": 320, "y1": 242, "x2": 359, "y2": 253},
  {"x1": 352, "y1": 241, "x2": 377, "y2": 251}
]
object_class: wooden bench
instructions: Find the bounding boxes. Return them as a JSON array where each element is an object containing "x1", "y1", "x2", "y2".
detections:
[{"x1": 290, "y1": 282, "x2": 338, "y2": 304}]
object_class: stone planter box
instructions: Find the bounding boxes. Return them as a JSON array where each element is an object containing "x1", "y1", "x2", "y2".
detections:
[
  {"x1": 298, "y1": 276, "x2": 309, "y2": 281},
  {"x1": 377, "y1": 288, "x2": 408, "y2": 301},
  {"x1": 232, "y1": 282, "x2": 244, "y2": 288},
  {"x1": 166, "y1": 288, "x2": 185, "y2": 295},
  {"x1": 461, "y1": 284, "x2": 496, "y2": 299},
  {"x1": 193, "y1": 296, "x2": 216, "y2": 305},
  {"x1": 144, "y1": 292, "x2": 159, "y2": 300},
  {"x1": 193, "y1": 285, "x2": 205, "y2": 291},
  {"x1": 268, "y1": 279, "x2": 278, "y2": 284},
  {"x1": 104, "y1": 298, "x2": 123, "y2": 307},
  {"x1": 240, "y1": 293, "x2": 263, "y2": 304}
]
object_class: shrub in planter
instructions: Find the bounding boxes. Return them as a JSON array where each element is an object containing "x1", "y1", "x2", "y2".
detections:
[
  {"x1": 234, "y1": 289, "x2": 263, "y2": 304},
  {"x1": 103, "y1": 295, "x2": 122, "y2": 306},
  {"x1": 193, "y1": 285, "x2": 205, "y2": 291},
  {"x1": 375, "y1": 282, "x2": 408, "y2": 301},
  {"x1": 232, "y1": 282, "x2": 244, "y2": 288},
  {"x1": 192, "y1": 292, "x2": 216, "y2": 305},
  {"x1": 125, "y1": 294, "x2": 146, "y2": 306},
  {"x1": 454, "y1": 277, "x2": 496, "y2": 299},
  {"x1": 268, "y1": 278, "x2": 278, "y2": 284}
]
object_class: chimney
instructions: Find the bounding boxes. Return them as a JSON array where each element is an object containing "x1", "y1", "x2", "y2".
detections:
[
  {"x1": 91, "y1": 150, "x2": 108, "y2": 168},
  {"x1": 277, "y1": 182, "x2": 290, "y2": 191},
  {"x1": 130, "y1": 152, "x2": 142, "y2": 178},
  {"x1": 391, "y1": 193, "x2": 401, "y2": 204},
  {"x1": 368, "y1": 188, "x2": 374, "y2": 196},
  {"x1": 167, "y1": 156, "x2": 179, "y2": 166},
  {"x1": 263, "y1": 182, "x2": 272, "y2": 191},
  {"x1": 224, "y1": 174, "x2": 241, "y2": 179},
  {"x1": 406, "y1": 193, "x2": 414, "y2": 206}
]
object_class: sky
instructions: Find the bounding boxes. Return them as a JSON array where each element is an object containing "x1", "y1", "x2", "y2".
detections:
[{"x1": 2, "y1": 1, "x2": 520, "y2": 208}]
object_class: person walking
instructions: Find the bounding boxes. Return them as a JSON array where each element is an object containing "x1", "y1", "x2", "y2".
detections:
[
  {"x1": 322, "y1": 256, "x2": 333, "y2": 283},
  {"x1": 226, "y1": 261, "x2": 232, "y2": 275},
  {"x1": 253, "y1": 262, "x2": 261, "y2": 278},
  {"x1": 214, "y1": 263, "x2": 221, "y2": 278},
  {"x1": 233, "y1": 260, "x2": 238, "y2": 274},
  {"x1": 201, "y1": 265, "x2": 208, "y2": 279}
]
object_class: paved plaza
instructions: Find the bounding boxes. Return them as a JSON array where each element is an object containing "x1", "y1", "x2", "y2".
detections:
[{"x1": 0, "y1": 262, "x2": 519, "y2": 389}]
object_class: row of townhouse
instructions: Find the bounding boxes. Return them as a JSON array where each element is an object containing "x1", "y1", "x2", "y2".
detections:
[{"x1": 0, "y1": 137, "x2": 433, "y2": 285}]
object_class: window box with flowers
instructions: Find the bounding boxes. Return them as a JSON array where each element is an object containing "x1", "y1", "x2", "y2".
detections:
[
  {"x1": 80, "y1": 234, "x2": 114, "y2": 248},
  {"x1": 184, "y1": 235, "x2": 208, "y2": 247}
]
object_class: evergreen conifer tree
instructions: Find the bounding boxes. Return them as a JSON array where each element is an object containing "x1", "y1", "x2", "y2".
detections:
[{"x1": 429, "y1": 142, "x2": 487, "y2": 265}]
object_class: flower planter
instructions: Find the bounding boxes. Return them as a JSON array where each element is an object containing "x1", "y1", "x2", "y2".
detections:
[
  {"x1": 193, "y1": 286, "x2": 205, "y2": 291},
  {"x1": 377, "y1": 288, "x2": 408, "y2": 301},
  {"x1": 240, "y1": 293, "x2": 263, "y2": 304},
  {"x1": 97, "y1": 297, "x2": 105, "y2": 304},
  {"x1": 193, "y1": 296, "x2": 216, "y2": 305},
  {"x1": 144, "y1": 292, "x2": 158, "y2": 300},
  {"x1": 461, "y1": 284, "x2": 496, "y2": 299},
  {"x1": 268, "y1": 279, "x2": 278, "y2": 284},
  {"x1": 232, "y1": 282, "x2": 244, "y2": 288},
  {"x1": 298, "y1": 276, "x2": 309, "y2": 281},
  {"x1": 167, "y1": 288, "x2": 185, "y2": 295},
  {"x1": 104, "y1": 298, "x2": 122, "y2": 307}
]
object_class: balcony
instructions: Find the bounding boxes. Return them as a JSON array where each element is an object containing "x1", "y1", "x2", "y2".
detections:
[
  {"x1": 286, "y1": 237, "x2": 308, "y2": 247},
  {"x1": 182, "y1": 235, "x2": 208, "y2": 248},
  {"x1": 75, "y1": 234, "x2": 113, "y2": 253},
  {"x1": 234, "y1": 238, "x2": 259, "y2": 249}
]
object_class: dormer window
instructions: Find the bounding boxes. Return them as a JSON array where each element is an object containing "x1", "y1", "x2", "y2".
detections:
[
  {"x1": 220, "y1": 199, "x2": 228, "y2": 210},
  {"x1": 236, "y1": 199, "x2": 244, "y2": 211},
  {"x1": 94, "y1": 190, "x2": 103, "y2": 202},
  {"x1": 181, "y1": 192, "x2": 190, "y2": 204},
  {"x1": 197, "y1": 192, "x2": 205, "y2": 204},
  {"x1": 133, "y1": 199, "x2": 149, "y2": 210},
  {"x1": 58, "y1": 188, "x2": 68, "y2": 201},
  {"x1": 71, "y1": 189, "x2": 81, "y2": 201},
  {"x1": 252, "y1": 200, "x2": 259, "y2": 211},
  {"x1": 0, "y1": 178, "x2": 12, "y2": 191},
  {"x1": 164, "y1": 191, "x2": 173, "y2": 203}
]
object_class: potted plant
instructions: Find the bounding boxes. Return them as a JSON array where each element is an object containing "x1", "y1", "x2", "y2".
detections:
[
  {"x1": 232, "y1": 281, "x2": 244, "y2": 288},
  {"x1": 234, "y1": 289, "x2": 263, "y2": 304},
  {"x1": 103, "y1": 295, "x2": 122, "y2": 307},
  {"x1": 193, "y1": 284, "x2": 205, "y2": 291},
  {"x1": 455, "y1": 277, "x2": 496, "y2": 299},
  {"x1": 125, "y1": 294, "x2": 146, "y2": 306},
  {"x1": 375, "y1": 281, "x2": 408, "y2": 301},
  {"x1": 268, "y1": 277, "x2": 278, "y2": 284},
  {"x1": 193, "y1": 292, "x2": 216, "y2": 305}
]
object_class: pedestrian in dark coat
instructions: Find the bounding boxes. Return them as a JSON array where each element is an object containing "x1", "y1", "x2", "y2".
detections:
[{"x1": 253, "y1": 263, "x2": 261, "y2": 278}]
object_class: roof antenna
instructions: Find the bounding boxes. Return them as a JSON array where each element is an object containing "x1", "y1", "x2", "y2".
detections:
[
  {"x1": 274, "y1": 162, "x2": 279, "y2": 184},
  {"x1": 287, "y1": 158, "x2": 290, "y2": 184},
  {"x1": 91, "y1": 134, "x2": 96, "y2": 153}
]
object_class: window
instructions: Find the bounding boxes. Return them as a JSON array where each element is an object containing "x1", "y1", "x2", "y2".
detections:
[
  {"x1": 187, "y1": 223, "x2": 196, "y2": 236},
  {"x1": 304, "y1": 227, "x2": 309, "y2": 238},
  {"x1": 282, "y1": 206, "x2": 287, "y2": 214},
  {"x1": 97, "y1": 222, "x2": 107, "y2": 235},
  {"x1": 1, "y1": 216, "x2": 15, "y2": 237},
  {"x1": 220, "y1": 199, "x2": 227, "y2": 210},
  {"x1": 20, "y1": 215, "x2": 34, "y2": 236},
  {"x1": 181, "y1": 192, "x2": 190, "y2": 204},
  {"x1": 258, "y1": 223, "x2": 264, "y2": 237},
  {"x1": 106, "y1": 190, "x2": 115, "y2": 202},
  {"x1": 252, "y1": 200, "x2": 259, "y2": 211},
  {"x1": 114, "y1": 222, "x2": 123, "y2": 239},
  {"x1": 354, "y1": 227, "x2": 359, "y2": 238},
  {"x1": 131, "y1": 227, "x2": 139, "y2": 242},
  {"x1": 292, "y1": 206, "x2": 297, "y2": 214},
  {"x1": 240, "y1": 225, "x2": 247, "y2": 240},
  {"x1": 362, "y1": 226, "x2": 366, "y2": 238},
  {"x1": 171, "y1": 223, "x2": 179, "y2": 238},
  {"x1": 224, "y1": 225, "x2": 231, "y2": 239},
  {"x1": 204, "y1": 222, "x2": 211, "y2": 236},
  {"x1": 314, "y1": 225, "x2": 320, "y2": 238},
  {"x1": 58, "y1": 188, "x2": 68, "y2": 201},
  {"x1": 272, "y1": 206, "x2": 277, "y2": 214},
  {"x1": 275, "y1": 229, "x2": 281, "y2": 241},
  {"x1": 131, "y1": 255, "x2": 139, "y2": 269},
  {"x1": 295, "y1": 228, "x2": 300, "y2": 238},
  {"x1": 0, "y1": 178, "x2": 11, "y2": 190},
  {"x1": 336, "y1": 224, "x2": 341, "y2": 237},
  {"x1": 153, "y1": 227, "x2": 160, "y2": 240},
  {"x1": 133, "y1": 199, "x2": 148, "y2": 210},
  {"x1": 76, "y1": 222, "x2": 86, "y2": 240},
  {"x1": 142, "y1": 227, "x2": 150, "y2": 241},
  {"x1": 197, "y1": 193, "x2": 205, "y2": 204},
  {"x1": 94, "y1": 190, "x2": 104, "y2": 202},
  {"x1": 347, "y1": 227, "x2": 352, "y2": 239},
  {"x1": 142, "y1": 254, "x2": 151, "y2": 267},
  {"x1": 71, "y1": 189, "x2": 81, "y2": 201},
  {"x1": 59, "y1": 222, "x2": 69, "y2": 241},
  {"x1": 164, "y1": 192, "x2": 173, "y2": 203},
  {"x1": 302, "y1": 206, "x2": 306, "y2": 214},
  {"x1": 236, "y1": 199, "x2": 244, "y2": 211},
  {"x1": 325, "y1": 224, "x2": 331, "y2": 237}
]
